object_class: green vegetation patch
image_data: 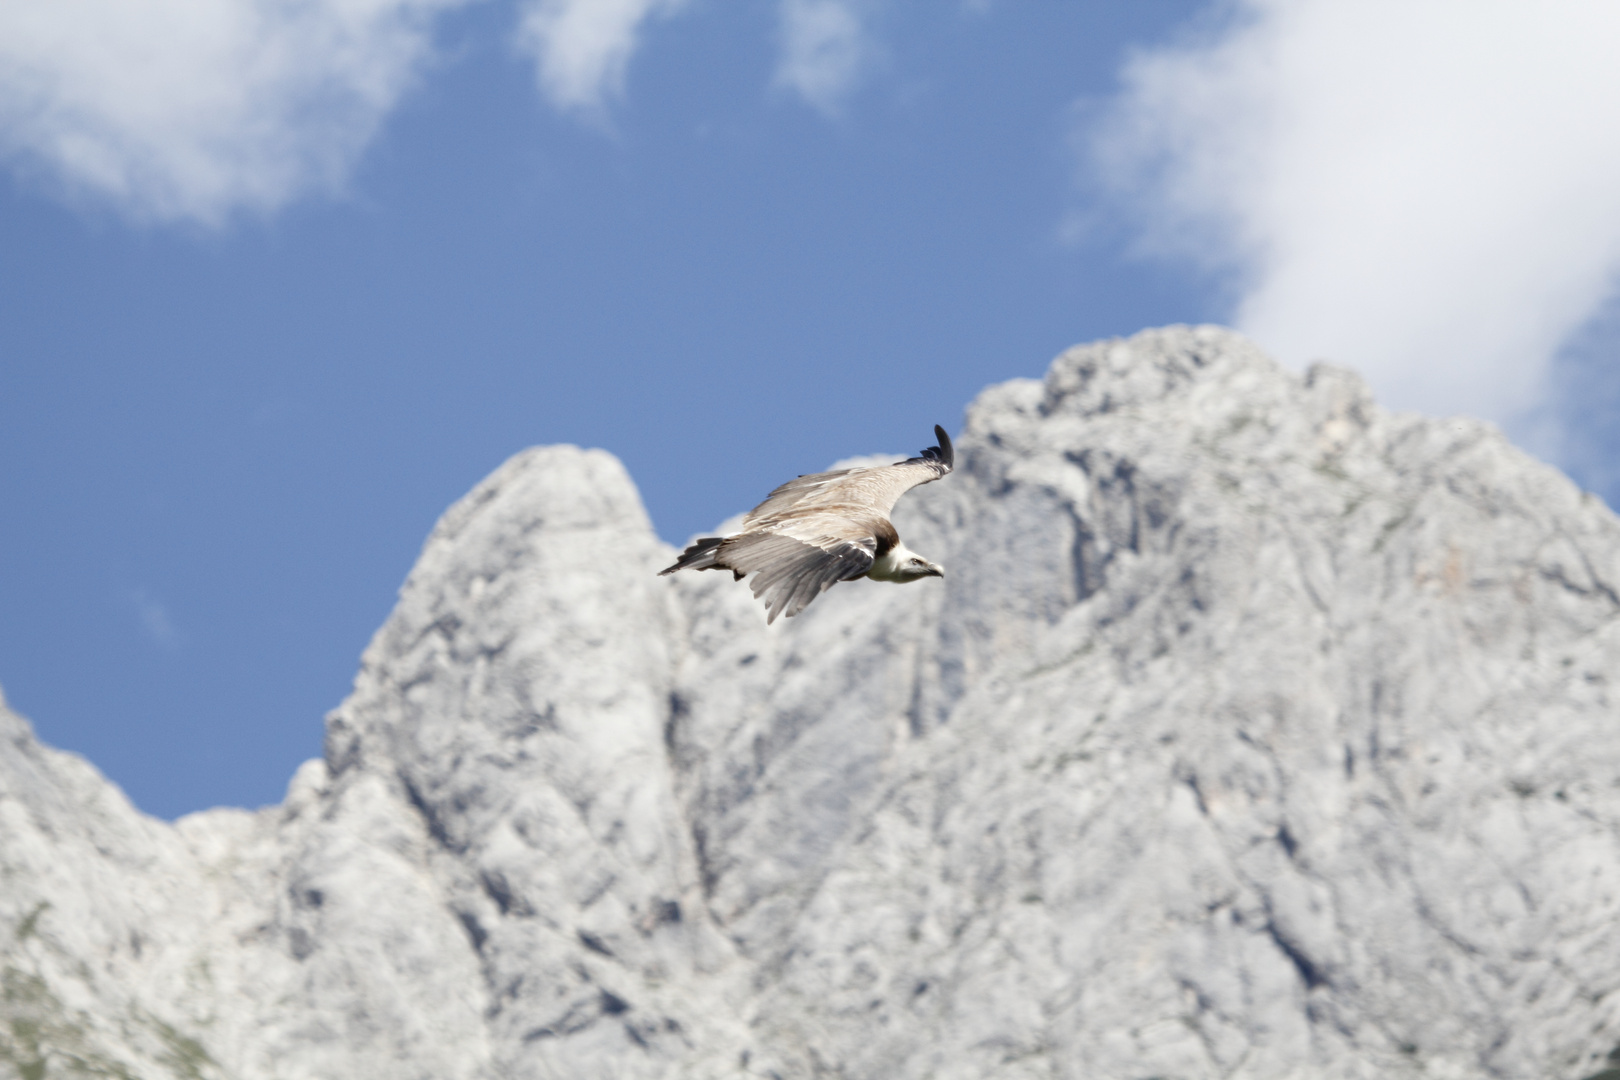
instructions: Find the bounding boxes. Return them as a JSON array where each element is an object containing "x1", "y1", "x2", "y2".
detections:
[
  {"x1": 1, "y1": 966, "x2": 138, "y2": 1079},
  {"x1": 16, "y1": 903, "x2": 50, "y2": 942}
]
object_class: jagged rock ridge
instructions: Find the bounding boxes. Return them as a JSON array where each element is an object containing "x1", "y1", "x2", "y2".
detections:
[{"x1": 4, "y1": 326, "x2": 1620, "y2": 1079}]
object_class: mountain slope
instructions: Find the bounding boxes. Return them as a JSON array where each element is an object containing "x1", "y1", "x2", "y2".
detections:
[{"x1": 4, "y1": 325, "x2": 1620, "y2": 1079}]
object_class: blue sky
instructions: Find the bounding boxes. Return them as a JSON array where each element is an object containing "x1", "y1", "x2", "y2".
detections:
[{"x1": 4, "y1": 0, "x2": 1620, "y2": 819}]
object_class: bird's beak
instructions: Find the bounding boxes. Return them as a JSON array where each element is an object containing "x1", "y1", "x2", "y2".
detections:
[{"x1": 928, "y1": 563, "x2": 945, "y2": 579}]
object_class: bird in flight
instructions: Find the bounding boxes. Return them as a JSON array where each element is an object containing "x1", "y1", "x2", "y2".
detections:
[{"x1": 660, "y1": 425, "x2": 955, "y2": 623}]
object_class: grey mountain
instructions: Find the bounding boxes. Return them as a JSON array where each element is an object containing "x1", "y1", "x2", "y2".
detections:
[{"x1": 4, "y1": 325, "x2": 1620, "y2": 1079}]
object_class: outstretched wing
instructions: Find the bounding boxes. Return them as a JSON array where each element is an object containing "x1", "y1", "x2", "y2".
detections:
[
  {"x1": 721, "y1": 528, "x2": 878, "y2": 623},
  {"x1": 742, "y1": 425, "x2": 954, "y2": 528},
  {"x1": 658, "y1": 516, "x2": 882, "y2": 623},
  {"x1": 740, "y1": 467, "x2": 859, "y2": 526}
]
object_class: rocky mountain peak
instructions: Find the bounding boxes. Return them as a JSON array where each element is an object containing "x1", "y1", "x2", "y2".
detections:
[{"x1": 4, "y1": 326, "x2": 1620, "y2": 1079}]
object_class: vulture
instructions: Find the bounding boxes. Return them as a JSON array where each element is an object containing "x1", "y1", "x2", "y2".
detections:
[{"x1": 659, "y1": 425, "x2": 954, "y2": 623}]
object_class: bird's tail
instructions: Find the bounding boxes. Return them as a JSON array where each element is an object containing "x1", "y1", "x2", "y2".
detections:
[{"x1": 659, "y1": 536, "x2": 726, "y2": 575}]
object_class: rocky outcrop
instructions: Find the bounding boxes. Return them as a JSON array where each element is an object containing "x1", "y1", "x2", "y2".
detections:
[{"x1": 5, "y1": 326, "x2": 1620, "y2": 1079}]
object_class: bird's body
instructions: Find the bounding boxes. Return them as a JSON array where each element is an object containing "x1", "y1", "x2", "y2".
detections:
[{"x1": 659, "y1": 425, "x2": 954, "y2": 623}]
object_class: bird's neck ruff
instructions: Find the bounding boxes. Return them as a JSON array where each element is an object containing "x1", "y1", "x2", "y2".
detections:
[{"x1": 867, "y1": 541, "x2": 945, "y2": 583}]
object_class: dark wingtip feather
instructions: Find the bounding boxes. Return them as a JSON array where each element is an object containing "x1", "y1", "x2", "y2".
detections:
[
  {"x1": 659, "y1": 536, "x2": 726, "y2": 576},
  {"x1": 929, "y1": 424, "x2": 954, "y2": 470}
]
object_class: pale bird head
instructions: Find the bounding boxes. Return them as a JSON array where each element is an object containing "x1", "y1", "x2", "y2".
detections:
[
  {"x1": 897, "y1": 554, "x2": 945, "y2": 582},
  {"x1": 867, "y1": 541, "x2": 946, "y2": 583}
]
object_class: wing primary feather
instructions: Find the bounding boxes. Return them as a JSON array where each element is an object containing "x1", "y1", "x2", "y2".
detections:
[
  {"x1": 660, "y1": 537, "x2": 725, "y2": 575},
  {"x1": 929, "y1": 425, "x2": 954, "y2": 470}
]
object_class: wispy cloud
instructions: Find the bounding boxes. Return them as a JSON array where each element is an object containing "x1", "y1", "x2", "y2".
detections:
[
  {"x1": 514, "y1": 0, "x2": 687, "y2": 119},
  {"x1": 130, "y1": 588, "x2": 182, "y2": 650},
  {"x1": 0, "y1": 0, "x2": 895, "y2": 224},
  {"x1": 774, "y1": 0, "x2": 874, "y2": 116},
  {"x1": 1087, "y1": 0, "x2": 1620, "y2": 425},
  {"x1": 0, "y1": 0, "x2": 469, "y2": 226}
]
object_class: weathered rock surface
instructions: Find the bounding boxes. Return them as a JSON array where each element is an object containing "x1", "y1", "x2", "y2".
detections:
[{"x1": 5, "y1": 326, "x2": 1620, "y2": 1079}]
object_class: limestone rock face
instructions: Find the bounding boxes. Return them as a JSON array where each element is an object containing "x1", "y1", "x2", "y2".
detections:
[{"x1": 5, "y1": 326, "x2": 1620, "y2": 1080}]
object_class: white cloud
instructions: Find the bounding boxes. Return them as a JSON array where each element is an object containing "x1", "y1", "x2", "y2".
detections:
[
  {"x1": 515, "y1": 0, "x2": 686, "y2": 118},
  {"x1": 1089, "y1": 0, "x2": 1620, "y2": 424},
  {"x1": 130, "y1": 588, "x2": 182, "y2": 650},
  {"x1": 0, "y1": 0, "x2": 467, "y2": 225},
  {"x1": 774, "y1": 0, "x2": 873, "y2": 116}
]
